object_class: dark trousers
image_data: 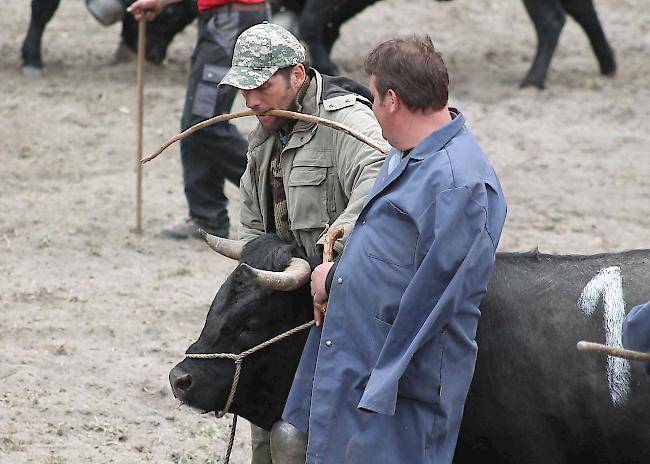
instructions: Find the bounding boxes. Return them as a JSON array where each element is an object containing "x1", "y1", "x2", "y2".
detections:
[{"x1": 180, "y1": 5, "x2": 269, "y2": 234}]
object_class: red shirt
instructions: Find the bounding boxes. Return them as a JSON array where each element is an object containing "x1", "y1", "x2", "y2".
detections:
[{"x1": 198, "y1": 0, "x2": 265, "y2": 11}]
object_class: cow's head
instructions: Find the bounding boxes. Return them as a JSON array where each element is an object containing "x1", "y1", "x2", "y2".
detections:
[{"x1": 169, "y1": 234, "x2": 314, "y2": 429}]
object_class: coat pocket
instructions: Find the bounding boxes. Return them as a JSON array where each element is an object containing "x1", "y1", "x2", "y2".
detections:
[
  {"x1": 191, "y1": 64, "x2": 229, "y2": 119},
  {"x1": 399, "y1": 332, "x2": 446, "y2": 405},
  {"x1": 364, "y1": 200, "x2": 418, "y2": 268},
  {"x1": 286, "y1": 157, "x2": 331, "y2": 230}
]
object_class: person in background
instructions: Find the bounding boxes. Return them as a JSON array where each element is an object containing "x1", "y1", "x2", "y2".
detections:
[
  {"x1": 128, "y1": 0, "x2": 270, "y2": 240},
  {"x1": 129, "y1": 2, "x2": 273, "y2": 462}
]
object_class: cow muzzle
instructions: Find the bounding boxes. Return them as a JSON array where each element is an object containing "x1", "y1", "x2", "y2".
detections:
[{"x1": 169, "y1": 364, "x2": 193, "y2": 401}]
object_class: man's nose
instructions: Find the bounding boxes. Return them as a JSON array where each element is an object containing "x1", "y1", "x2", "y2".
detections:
[{"x1": 241, "y1": 89, "x2": 257, "y2": 109}]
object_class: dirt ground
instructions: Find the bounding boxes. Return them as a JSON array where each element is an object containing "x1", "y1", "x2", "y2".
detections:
[{"x1": 1, "y1": 0, "x2": 649, "y2": 462}]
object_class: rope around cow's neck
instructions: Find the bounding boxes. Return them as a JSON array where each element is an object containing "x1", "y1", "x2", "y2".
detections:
[
  {"x1": 140, "y1": 109, "x2": 389, "y2": 164},
  {"x1": 185, "y1": 319, "x2": 316, "y2": 464}
]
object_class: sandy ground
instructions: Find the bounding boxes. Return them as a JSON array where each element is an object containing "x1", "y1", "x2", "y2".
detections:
[{"x1": 1, "y1": 0, "x2": 649, "y2": 462}]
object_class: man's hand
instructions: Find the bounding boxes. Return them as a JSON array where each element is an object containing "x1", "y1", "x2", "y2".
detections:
[
  {"x1": 127, "y1": 0, "x2": 170, "y2": 21},
  {"x1": 311, "y1": 261, "x2": 334, "y2": 327}
]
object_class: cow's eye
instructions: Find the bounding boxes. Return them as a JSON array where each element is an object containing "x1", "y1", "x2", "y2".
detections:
[{"x1": 243, "y1": 319, "x2": 265, "y2": 333}]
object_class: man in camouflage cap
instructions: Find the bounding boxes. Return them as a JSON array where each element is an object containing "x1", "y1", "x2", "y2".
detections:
[
  {"x1": 220, "y1": 21, "x2": 306, "y2": 91},
  {"x1": 218, "y1": 22, "x2": 388, "y2": 462}
]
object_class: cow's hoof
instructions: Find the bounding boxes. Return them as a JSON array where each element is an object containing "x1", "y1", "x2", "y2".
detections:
[
  {"x1": 519, "y1": 77, "x2": 544, "y2": 90},
  {"x1": 600, "y1": 57, "x2": 617, "y2": 77},
  {"x1": 112, "y1": 41, "x2": 135, "y2": 64},
  {"x1": 22, "y1": 65, "x2": 43, "y2": 79},
  {"x1": 145, "y1": 47, "x2": 166, "y2": 65}
]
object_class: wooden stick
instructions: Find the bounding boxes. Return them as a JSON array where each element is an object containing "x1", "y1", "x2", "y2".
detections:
[
  {"x1": 140, "y1": 109, "x2": 389, "y2": 164},
  {"x1": 577, "y1": 341, "x2": 650, "y2": 362},
  {"x1": 134, "y1": 19, "x2": 146, "y2": 234}
]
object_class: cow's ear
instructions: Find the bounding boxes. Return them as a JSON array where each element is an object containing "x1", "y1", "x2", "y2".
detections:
[
  {"x1": 267, "y1": 244, "x2": 297, "y2": 272},
  {"x1": 236, "y1": 262, "x2": 256, "y2": 279}
]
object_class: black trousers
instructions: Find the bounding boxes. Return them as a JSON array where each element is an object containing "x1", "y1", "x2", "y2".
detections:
[{"x1": 180, "y1": 5, "x2": 269, "y2": 235}]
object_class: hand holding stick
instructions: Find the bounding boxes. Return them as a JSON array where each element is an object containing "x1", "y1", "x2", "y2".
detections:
[{"x1": 321, "y1": 225, "x2": 345, "y2": 314}]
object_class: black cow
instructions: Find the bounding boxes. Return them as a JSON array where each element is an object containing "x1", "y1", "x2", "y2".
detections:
[
  {"x1": 170, "y1": 234, "x2": 650, "y2": 462},
  {"x1": 270, "y1": 0, "x2": 616, "y2": 89},
  {"x1": 169, "y1": 234, "x2": 313, "y2": 430},
  {"x1": 21, "y1": 0, "x2": 196, "y2": 76}
]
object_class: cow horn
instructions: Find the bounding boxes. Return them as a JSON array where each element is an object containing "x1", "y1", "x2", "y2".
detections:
[
  {"x1": 200, "y1": 230, "x2": 243, "y2": 261},
  {"x1": 241, "y1": 258, "x2": 311, "y2": 291}
]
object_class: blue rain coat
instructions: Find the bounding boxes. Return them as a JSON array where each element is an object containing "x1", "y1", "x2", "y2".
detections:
[
  {"x1": 622, "y1": 300, "x2": 650, "y2": 374},
  {"x1": 283, "y1": 109, "x2": 507, "y2": 463}
]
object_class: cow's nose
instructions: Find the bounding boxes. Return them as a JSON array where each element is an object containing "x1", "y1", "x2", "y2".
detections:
[{"x1": 169, "y1": 365, "x2": 193, "y2": 399}]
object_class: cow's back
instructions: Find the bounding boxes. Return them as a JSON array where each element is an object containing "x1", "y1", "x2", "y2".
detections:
[{"x1": 456, "y1": 250, "x2": 650, "y2": 463}]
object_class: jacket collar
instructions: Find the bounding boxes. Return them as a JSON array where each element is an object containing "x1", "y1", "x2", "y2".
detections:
[
  {"x1": 364, "y1": 108, "x2": 465, "y2": 206},
  {"x1": 408, "y1": 108, "x2": 464, "y2": 161}
]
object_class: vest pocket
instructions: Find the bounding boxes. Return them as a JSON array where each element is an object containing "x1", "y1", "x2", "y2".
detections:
[{"x1": 286, "y1": 167, "x2": 329, "y2": 229}]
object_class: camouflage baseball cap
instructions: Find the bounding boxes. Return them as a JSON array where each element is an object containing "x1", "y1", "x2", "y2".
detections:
[{"x1": 219, "y1": 22, "x2": 306, "y2": 90}]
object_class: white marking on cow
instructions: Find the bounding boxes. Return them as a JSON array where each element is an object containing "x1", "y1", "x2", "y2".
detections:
[{"x1": 578, "y1": 266, "x2": 630, "y2": 406}]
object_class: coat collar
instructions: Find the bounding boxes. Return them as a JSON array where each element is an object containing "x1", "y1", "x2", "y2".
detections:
[
  {"x1": 364, "y1": 108, "x2": 464, "y2": 206},
  {"x1": 408, "y1": 108, "x2": 464, "y2": 161}
]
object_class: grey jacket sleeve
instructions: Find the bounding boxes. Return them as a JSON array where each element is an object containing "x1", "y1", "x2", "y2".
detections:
[
  {"x1": 318, "y1": 104, "x2": 388, "y2": 252},
  {"x1": 238, "y1": 154, "x2": 265, "y2": 244}
]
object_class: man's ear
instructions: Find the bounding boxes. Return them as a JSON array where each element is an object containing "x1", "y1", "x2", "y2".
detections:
[
  {"x1": 291, "y1": 63, "x2": 306, "y2": 87},
  {"x1": 386, "y1": 89, "x2": 399, "y2": 113}
]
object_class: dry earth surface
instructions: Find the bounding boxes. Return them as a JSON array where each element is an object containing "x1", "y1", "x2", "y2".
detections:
[{"x1": 1, "y1": 0, "x2": 649, "y2": 462}]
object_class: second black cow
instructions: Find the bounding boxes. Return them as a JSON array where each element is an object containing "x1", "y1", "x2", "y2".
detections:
[{"x1": 271, "y1": 0, "x2": 616, "y2": 89}]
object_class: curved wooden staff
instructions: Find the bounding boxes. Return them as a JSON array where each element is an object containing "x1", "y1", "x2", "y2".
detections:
[
  {"x1": 322, "y1": 225, "x2": 345, "y2": 314},
  {"x1": 577, "y1": 341, "x2": 650, "y2": 362},
  {"x1": 140, "y1": 109, "x2": 388, "y2": 164}
]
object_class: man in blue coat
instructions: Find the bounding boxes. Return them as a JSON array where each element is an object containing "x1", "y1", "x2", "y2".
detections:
[
  {"x1": 623, "y1": 301, "x2": 650, "y2": 375},
  {"x1": 281, "y1": 36, "x2": 507, "y2": 463}
]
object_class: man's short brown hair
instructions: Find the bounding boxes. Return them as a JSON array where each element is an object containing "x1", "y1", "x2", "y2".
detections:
[{"x1": 364, "y1": 35, "x2": 449, "y2": 113}]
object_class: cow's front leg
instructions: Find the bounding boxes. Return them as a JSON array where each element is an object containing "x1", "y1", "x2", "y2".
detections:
[
  {"x1": 299, "y1": 0, "x2": 340, "y2": 75},
  {"x1": 21, "y1": 0, "x2": 61, "y2": 73},
  {"x1": 120, "y1": 0, "x2": 196, "y2": 65},
  {"x1": 520, "y1": 0, "x2": 566, "y2": 89},
  {"x1": 561, "y1": 0, "x2": 616, "y2": 76}
]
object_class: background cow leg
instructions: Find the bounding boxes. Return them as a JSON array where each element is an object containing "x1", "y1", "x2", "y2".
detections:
[
  {"x1": 299, "y1": 0, "x2": 340, "y2": 75},
  {"x1": 561, "y1": 0, "x2": 616, "y2": 76},
  {"x1": 119, "y1": 0, "x2": 196, "y2": 65},
  {"x1": 323, "y1": 0, "x2": 375, "y2": 58},
  {"x1": 21, "y1": 0, "x2": 61, "y2": 74},
  {"x1": 520, "y1": 0, "x2": 566, "y2": 89}
]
